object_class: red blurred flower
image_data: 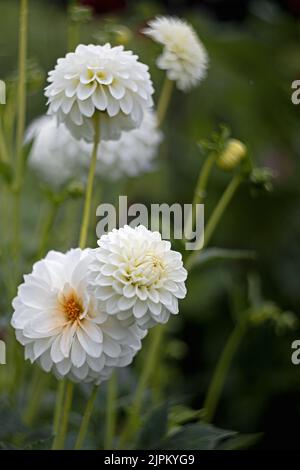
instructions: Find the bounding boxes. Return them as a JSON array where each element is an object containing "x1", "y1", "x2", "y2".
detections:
[{"x1": 80, "y1": 0, "x2": 127, "y2": 14}]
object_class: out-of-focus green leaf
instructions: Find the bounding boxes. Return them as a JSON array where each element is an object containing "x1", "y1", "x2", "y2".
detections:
[
  {"x1": 24, "y1": 436, "x2": 53, "y2": 450},
  {"x1": 157, "y1": 422, "x2": 236, "y2": 450},
  {"x1": 135, "y1": 404, "x2": 168, "y2": 449},
  {"x1": 0, "y1": 441, "x2": 20, "y2": 450},
  {"x1": 169, "y1": 405, "x2": 203, "y2": 428},
  {"x1": 0, "y1": 401, "x2": 26, "y2": 440},
  {"x1": 216, "y1": 432, "x2": 262, "y2": 450}
]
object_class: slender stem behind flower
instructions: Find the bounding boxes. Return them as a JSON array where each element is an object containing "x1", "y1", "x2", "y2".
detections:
[
  {"x1": 23, "y1": 368, "x2": 49, "y2": 426},
  {"x1": 53, "y1": 381, "x2": 74, "y2": 449},
  {"x1": 79, "y1": 113, "x2": 101, "y2": 249},
  {"x1": 186, "y1": 172, "x2": 243, "y2": 270},
  {"x1": 38, "y1": 200, "x2": 60, "y2": 259},
  {"x1": 104, "y1": 372, "x2": 117, "y2": 450},
  {"x1": 184, "y1": 152, "x2": 216, "y2": 242},
  {"x1": 157, "y1": 77, "x2": 174, "y2": 127},
  {"x1": 53, "y1": 380, "x2": 66, "y2": 440},
  {"x1": 74, "y1": 385, "x2": 98, "y2": 450},
  {"x1": 202, "y1": 320, "x2": 247, "y2": 423}
]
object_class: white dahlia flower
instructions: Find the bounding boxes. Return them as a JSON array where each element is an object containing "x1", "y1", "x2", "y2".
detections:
[
  {"x1": 11, "y1": 249, "x2": 146, "y2": 384},
  {"x1": 143, "y1": 16, "x2": 208, "y2": 91},
  {"x1": 26, "y1": 116, "x2": 85, "y2": 189},
  {"x1": 89, "y1": 225, "x2": 187, "y2": 329},
  {"x1": 45, "y1": 43, "x2": 154, "y2": 142},
  {"x1": 93, "y1": 109, "x2": 162, "y2": 179}
]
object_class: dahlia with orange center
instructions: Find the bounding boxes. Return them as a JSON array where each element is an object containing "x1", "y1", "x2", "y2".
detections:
[{"x1": 11, "y1": 249, "x2": 146, "y2": 383}]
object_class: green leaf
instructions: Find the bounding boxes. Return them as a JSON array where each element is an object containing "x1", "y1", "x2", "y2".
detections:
[
  {"x1": 190, "y1": 248, "x2": 256, "y2": 270},
  {"x1": 136, "y1": 404, "x2": 169, "y2": 449},
  {"x1": 24, "y1": 436, "x2": 53, "y2": 450},
  {"x1": 0, "y1": 400, "x2": 26, "y2": 440},
  {"x1": 0, "y1": 441, "x2": 20, "y2": 450},
  {"x1": 157, "y1": 422, "x2": 236, "y2": 450},
  {"x1": 169, "y1": 405, "x2": 203, "y2": 428},
  {"x1": 216, "y1": 432, "x2": 262, "y2": 450}
]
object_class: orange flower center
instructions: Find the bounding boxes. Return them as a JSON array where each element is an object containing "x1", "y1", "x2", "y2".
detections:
[{"x1": 62, "y1": 293, "x2": 83, "y2": 322}]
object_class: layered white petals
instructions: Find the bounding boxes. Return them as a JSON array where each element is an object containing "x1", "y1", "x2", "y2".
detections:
[
  {"x1": 89, "y1": 225, "x2": 188, "y2": 329},
  {"x1": 11, "y1": 248, "x2": 146, "y2": 384},
  {"x1": 143, "y1": 16, "x2": 208, "y2": 91},
  {"x1": 92, "y1": 109, "x2": 162, "y2": 179},
  {"x1": 45, "y1": 43, "x2": 154, "y2": 142}
]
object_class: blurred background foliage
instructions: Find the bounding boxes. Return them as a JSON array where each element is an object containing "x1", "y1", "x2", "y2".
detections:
[{"x1": 0, "y1": 0, "x2": 300, "y2": 449}]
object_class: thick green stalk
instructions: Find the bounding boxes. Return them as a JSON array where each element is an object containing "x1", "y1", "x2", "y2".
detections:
[
  {"x1": 23, "y1": 369, "x2": 48, "y2": 426},
  {"x1": 74, "y1": 386, "x2": 98, "y2": 450},
  {"x1": 119, "y1": 326, "x2": 164, "y2": 448},
  {"x1": 157, "y1": 77, "x2": 174, "y2": 127},
  {"x1": 53, "y1": 380, "x2": 66, "y2": 438},
  {"x1": 203, "y1": 321, "x2": 247, "y2": 423},
  {"x1": 104, "y1": 373, "x2": 117, "y2": 450},
  {"x1": 52, "y1": 381, "x2": 74, "y2": 450}
]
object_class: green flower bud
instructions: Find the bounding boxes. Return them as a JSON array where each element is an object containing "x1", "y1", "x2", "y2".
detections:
[{"x1": 217, "y1": 138, "x2": 247, "y2": 171}]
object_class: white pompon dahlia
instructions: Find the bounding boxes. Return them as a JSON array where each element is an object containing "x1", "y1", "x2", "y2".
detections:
[
  {"x1": 143, "y1": 16, "x2": 208, "y2": 91},
  {"x1": 26, "y1": 116, "x2": 85, "y2": 189},
  {"x1": 89, "y1": 225, "x2": 187, "y2": 329},
  {"x1": 11, "y1": 249, "x2": 146, "y2": 384},
  {"x1": 94, "y1": 109, "x2": 163, "y2": 179},
  {"x1": 45, "y1": 44, "x2": 154, "y2": 142}
]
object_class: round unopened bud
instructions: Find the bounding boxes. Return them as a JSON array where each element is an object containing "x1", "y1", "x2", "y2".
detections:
[
  {"x1": 115, "y1": 26, "x2": 132, "y2": 45},
  {"x1": 217, "y1": 139, "x2": 247, "y2": 171}
]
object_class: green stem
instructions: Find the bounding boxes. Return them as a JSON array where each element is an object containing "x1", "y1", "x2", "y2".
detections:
[
  {"x1": 37, "y1": 200, "x2": 59, "y2": 258},
  {"x1": 0, "y1": 117, "x2": 10, "y2": 162},
  {"x1": 23, "y1": 369, "x2": 48, "y2": 426},
  {"x1": 157, "y1": 77, "x2": 173, "y2": 127},
  {"x1": 52, "y1": 381, "x2": 74, "y2": 450},
  {"x1": 104, "y1": 373, "x2": 117, "y2": 450},
  {"x1": 53, "y1": 380, "x2": 66, "y2": 439},
  {"x1": 184, "y1": 152, "x2": 216, "y2": 242},
  {"x1": 203, "y1": 320, "x2": 247, "y2": 423},
  {"x1": 15, "y1": 0, "x2": 28, "y2": 186},
  {"x1": 119, "y1": 325, "x2": 164, "y2": 449},
  {"x1": 186, "y1": 173, "x2": 243, "y2": 270},
  {"x1": 204, "y1": 173, "x2": 242, "y2": 247},
  {"x1": 74, "y1": 386, "x2": 98, "y2": 450},
  {"x1": 51, "y1": 116, "x2": 100, "y2": 451},
  {"x1": 79, "y1": 113, "x2": 100, "y2": 249},
  {"x1": 12, "y1": 0, "x2": 28, "y2": 268}
]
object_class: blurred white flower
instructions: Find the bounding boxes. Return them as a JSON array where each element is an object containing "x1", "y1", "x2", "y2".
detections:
[
  {"x1": 11, "y1": 249, "x2": 145, "y2": 384},
  {"x1": 26, "y1": 116, "x2": 84, "y2": 189},
  {"x1": 93, "y1": 109, "x2": 163, "y2": 179},
  {"x1": 143, "y1": 16, "x2": 208, "y2": 91},
  {"x1": 89, "y1": 225, "x2": 187, "y2": 329},
  {"x1": 45, "y1": 43, "x2": 154, "y2": 142},
  {"x1": 27, "y1": 110, "x2": 162, "y2": 187}
]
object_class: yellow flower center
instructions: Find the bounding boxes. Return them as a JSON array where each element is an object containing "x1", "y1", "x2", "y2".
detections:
[{"x1": 61, "y1": 292, "x2": 83, "y2": 322}]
